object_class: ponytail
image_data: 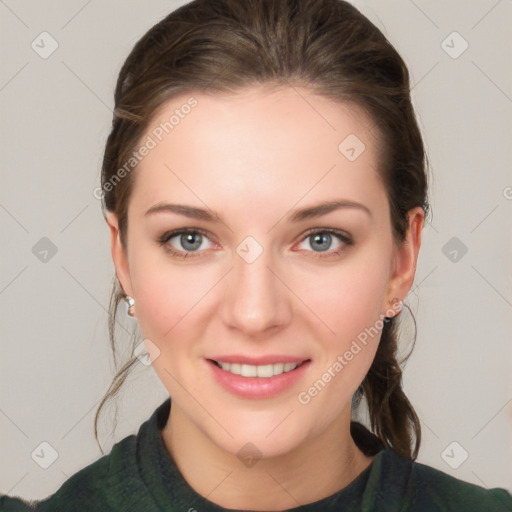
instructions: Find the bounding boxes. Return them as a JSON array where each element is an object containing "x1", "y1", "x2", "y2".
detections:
[{"x1": 359, "y1": 311, "x2": 421, "y2": 459}]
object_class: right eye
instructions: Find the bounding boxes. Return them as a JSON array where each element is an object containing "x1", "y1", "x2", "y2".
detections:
[{"x1": 158, "y1": 228, "x2": 216, "y2": 259}]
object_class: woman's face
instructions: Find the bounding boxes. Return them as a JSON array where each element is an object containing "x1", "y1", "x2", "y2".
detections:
[{"x1": 107, "y1": 86, "x2": 423, "y2": 458}]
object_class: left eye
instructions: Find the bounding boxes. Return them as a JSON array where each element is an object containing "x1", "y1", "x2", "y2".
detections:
[{"x1": 297, "y1": 229, "x2": 352, "y2": 254}]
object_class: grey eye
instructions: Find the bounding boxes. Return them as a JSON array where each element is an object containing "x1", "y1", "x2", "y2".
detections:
[{"x1": 308, "y1": 232, "x2": 333, "y2": 252}]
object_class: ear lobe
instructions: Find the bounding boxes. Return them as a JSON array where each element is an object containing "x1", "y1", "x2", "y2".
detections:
[
  {"x1": 105, "y1": 212, "x2": 134, "y2": 298},
  {"x1": 383, "y1": 207, "x2": 424, "y2": 313}
]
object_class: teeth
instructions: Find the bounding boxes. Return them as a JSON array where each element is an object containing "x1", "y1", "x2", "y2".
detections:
[{"x1": 217, "y1": 361, "x2": 300, "y2": 377}]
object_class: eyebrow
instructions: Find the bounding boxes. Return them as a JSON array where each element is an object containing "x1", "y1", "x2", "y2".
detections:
[{"x1": 144, "y1": 200, "x2": 372, "y2": 222}]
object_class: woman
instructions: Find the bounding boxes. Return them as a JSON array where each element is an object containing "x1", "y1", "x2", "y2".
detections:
[{"x1": 2, "y1": 0, "x2": 510, "y2": 510}]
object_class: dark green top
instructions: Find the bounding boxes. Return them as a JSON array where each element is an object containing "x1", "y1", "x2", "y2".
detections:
[{"x1": 2, "y1": 398, "x2": 511, "y2": 511}]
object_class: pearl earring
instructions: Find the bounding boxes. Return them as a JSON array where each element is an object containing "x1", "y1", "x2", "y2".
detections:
[{"x1": 124, "y1": 295, "x2": 135, "y2": 317}]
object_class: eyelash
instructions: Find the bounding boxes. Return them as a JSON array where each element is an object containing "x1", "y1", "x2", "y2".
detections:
[{"x1": 157, "y1": 228, "x2": 353, "y2": 260}]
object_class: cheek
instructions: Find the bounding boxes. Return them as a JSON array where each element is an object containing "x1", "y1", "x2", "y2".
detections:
[
  {"x1": 302, "y1": 255, "x2": 391, "y2": 343},
  {"x1": 128, "y1": 250, "x2": 212, "y2": 342},
  {"x1": 293, "y1": 261, "x2": 390, "y2": 410}
]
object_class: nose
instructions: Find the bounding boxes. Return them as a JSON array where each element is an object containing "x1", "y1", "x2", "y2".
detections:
[{"x1": 220, "y1": 245, "x2": 292, "y2": 337}]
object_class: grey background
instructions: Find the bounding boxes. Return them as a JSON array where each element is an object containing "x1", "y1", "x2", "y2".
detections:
[{"x1": 1, "y1": 0, "x2": 511, "y2": 500}]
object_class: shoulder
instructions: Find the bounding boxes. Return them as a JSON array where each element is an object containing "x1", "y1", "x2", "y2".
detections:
[
  {"x1": 0, "y1": 435, "x2": 143, "y2": 511},
  {"x1": 1, "y1": 399, "x2": 171, "y2": 511},
  {"x1": 0, "y1": 496, "x2": 38, "y2": 511},
  {"x1": 411, "y1": 460, "x2": 512, "y2": 511},
  {"x1": 375, "y1": 449, "x2": 512, "y2": 511}
]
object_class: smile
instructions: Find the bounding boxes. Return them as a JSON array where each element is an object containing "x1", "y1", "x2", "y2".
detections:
[
  {"x1": 206, "y1": 358, "x2": 312, "y2": 399},
  {"x1": 212, "y1": 360, "x2": 305, "y2": 378}
]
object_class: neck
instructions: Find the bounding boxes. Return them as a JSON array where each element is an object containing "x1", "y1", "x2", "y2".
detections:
[{"x1": 161, "y1": 402, "x2": 376, "y2": 511}]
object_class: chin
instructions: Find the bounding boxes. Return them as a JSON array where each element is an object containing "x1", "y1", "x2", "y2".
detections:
[{"x1": 208, "y1": 411, "x2": 313, "y2": 461}]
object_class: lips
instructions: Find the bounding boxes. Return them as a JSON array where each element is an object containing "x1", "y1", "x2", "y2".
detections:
[{"x1": 206, "y1": 357, "x2": 312, "y2": 399}]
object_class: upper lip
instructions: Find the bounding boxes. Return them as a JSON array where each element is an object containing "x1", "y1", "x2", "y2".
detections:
[{"x1": 207, "y1": 355, "x2": 310, "y2": 365}]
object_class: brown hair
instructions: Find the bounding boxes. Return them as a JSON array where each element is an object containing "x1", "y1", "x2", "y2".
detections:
[{"x1": 96, "y1": 0, "x2": 430, "y2": 460}]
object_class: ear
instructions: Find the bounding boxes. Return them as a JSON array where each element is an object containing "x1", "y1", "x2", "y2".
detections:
[
  {"x1": 105, "y1": 212, "x2": 134, "y2": 299},
  {"x1": 381, "y1": 207, "x2": 425, "y2": 316}
]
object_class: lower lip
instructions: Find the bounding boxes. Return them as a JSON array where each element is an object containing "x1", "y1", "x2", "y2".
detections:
[{"x1": 205, "y1": 359, "x2": 311, "y2": 399}]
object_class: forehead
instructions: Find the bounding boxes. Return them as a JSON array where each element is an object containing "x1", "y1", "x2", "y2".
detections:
[{"x1": 129, "y1": 86, "x2": 386, "y2": 218}]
